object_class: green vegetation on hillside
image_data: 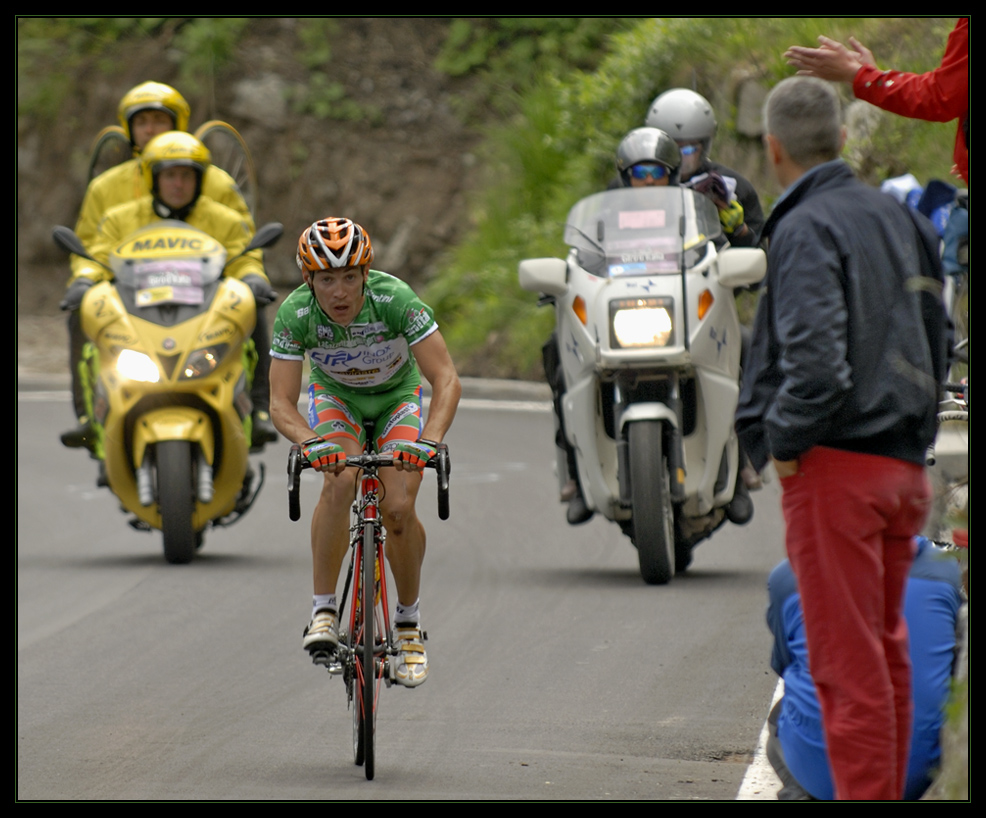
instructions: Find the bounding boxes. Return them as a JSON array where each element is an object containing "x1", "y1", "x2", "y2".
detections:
[{"x1": 426, "y1": 17, "x2": 961, "y2": 378}]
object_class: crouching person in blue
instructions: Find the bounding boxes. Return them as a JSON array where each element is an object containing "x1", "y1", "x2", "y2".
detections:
[{"x1": 765, "y1": 536, "x2": 963, "y2": 800}]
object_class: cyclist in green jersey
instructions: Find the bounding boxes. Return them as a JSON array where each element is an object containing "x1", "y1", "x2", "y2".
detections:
[{"x1": 270, "y1": 218, "x2": 461, "y2": 687}]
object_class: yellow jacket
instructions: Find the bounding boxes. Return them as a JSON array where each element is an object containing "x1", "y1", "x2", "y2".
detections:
[
  {"x1": 72, "y1": 159, "x2": 253, "y2": 277},
  {"x1": 77, "y1": 194, "x2": 267, "y2": 284}
]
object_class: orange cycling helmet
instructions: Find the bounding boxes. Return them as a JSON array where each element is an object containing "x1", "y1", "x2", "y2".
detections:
[{"x1": 296, "y1": 218, "x2": 374, "y2": 273}]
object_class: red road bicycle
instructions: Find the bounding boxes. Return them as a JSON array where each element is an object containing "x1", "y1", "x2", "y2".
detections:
[{"x1": 287, "y1": 441, "x2": 450, "y2": 780}]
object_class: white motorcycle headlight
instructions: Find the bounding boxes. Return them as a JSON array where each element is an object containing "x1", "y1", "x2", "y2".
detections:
[
  {"x1": 610, "y1": 297, "x2": 674, "y2": 348},
  {"x1": 180, "y1": 344, "x2": 230, "y2": 380},
  {"x1": 116, "y1": 349, "x2": 161, "y2": 383}
]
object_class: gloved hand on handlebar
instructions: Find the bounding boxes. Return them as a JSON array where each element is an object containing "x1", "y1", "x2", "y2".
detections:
[
  {"x1": 242, "y1": 274, "x2": 278, "y2": 306},
  {"x1": 302, "y1": 436, "x2": 346, "y2": 472},
  {"x1": 393, "y1": 439, "x2": 438, "y2": 472},
  {"x1": 60, "y1": 277, "x2": 94, "y2": 311}
]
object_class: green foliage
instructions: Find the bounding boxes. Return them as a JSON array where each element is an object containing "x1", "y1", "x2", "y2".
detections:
[
  {"x1": 296, "y1": 18, "x2": 338, "y2": 69},
  {"x1": 18, "y1": 18, "x2": 167, "y2": 120},
  {"x1": 434, "y1": 18, "x2": 635, "y2": 120},
  {"x1": 172, "y1": 18, "x2": 251, "y2": 94},
  {"x1": 289, "y1": 19, "x2": 382, "y2": 125},
  {"x1": 432, "y1": 17, "x2": 964, "y2": 378}
]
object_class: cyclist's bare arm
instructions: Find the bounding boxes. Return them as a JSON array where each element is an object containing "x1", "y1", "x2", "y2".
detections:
[
  {"x1": 412, "y1": 330, "x2": 461, "y2": 446},
  {"x1": 270, "y1": 358, "x2": 314, "y2": 445}
]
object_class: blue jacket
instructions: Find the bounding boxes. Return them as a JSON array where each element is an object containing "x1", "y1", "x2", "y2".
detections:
[
  {"x1": 767, "y1": 539, "x2": 962, "y2": 800},
  {"x1": 735, "y1": 161, "x2": 948, "y2": 470}
]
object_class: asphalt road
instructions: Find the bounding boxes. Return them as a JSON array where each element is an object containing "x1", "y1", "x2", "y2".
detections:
[{"x1": 18, "y1": 387, "x2": 786, "y2": 800}]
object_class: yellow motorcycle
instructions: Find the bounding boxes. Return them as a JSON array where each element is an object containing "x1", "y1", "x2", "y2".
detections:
[{"x1": 54, "y1": 220, "x2": 282, "y2": 563}]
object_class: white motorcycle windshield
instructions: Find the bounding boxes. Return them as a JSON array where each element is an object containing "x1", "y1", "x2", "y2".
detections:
[{"x1": 563, "y1": 188, "x2": 721, "y2": 277}]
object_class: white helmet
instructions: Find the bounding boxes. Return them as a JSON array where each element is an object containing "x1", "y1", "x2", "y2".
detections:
[{"x1": 645, "y1": 88, "x2": 717, "y2": 157}]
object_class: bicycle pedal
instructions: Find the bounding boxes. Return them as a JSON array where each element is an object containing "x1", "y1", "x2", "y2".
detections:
[{"x1": 309, "y1": 649, "x2": 336, "y2": 668}]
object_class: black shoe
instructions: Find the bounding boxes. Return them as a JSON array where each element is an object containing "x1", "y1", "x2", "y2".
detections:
[
  {"x1": 566, "y1": 491, "x2": 594, "y2": 525},
  {"x1": 251, "y1": 411, "x2": 278, "y2": 450},
  {"x1": 725, "y1": 482, "x2": 754, "y2": 525},
  {"x1": 61, "y1": 419, "x2": 94, "y2": 450}
]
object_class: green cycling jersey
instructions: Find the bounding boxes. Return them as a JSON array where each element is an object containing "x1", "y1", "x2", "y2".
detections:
[{"x1": 271, "y1": 270, "x2": 438, "y2": 397}]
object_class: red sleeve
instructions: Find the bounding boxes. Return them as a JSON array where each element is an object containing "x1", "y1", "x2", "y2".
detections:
[{"x1": 852, "y1": 19, "x2": 968, "y2": 123}]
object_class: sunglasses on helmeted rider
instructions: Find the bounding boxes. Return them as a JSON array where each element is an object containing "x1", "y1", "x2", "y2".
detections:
[{"x1": 630, "y1": 163, "x2": 669, "y2": 180}]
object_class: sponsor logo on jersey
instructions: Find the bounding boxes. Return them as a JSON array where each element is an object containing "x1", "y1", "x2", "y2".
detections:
[
  {"x1": 350, "y1": 322, "x2": 387, "y2": 339},
  {"x1": 379, "y1": 402, "x2": 418, "y2": 438},
  {"x1": 405, "y1": 307, "x2": 433, "y2": 336}
]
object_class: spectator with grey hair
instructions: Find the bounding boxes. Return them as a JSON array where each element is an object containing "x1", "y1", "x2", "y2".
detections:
[{"x1": 735, "y1": 76, "x2": 949, "y2": 800}]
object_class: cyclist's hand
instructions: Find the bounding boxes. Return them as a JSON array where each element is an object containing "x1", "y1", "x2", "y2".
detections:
[
  {"x1": 393, "y1": 439, "x2": 438, "y2": 472},
  {"x1": 302, "y1": 436, "x2": 346, "y2": 473}
]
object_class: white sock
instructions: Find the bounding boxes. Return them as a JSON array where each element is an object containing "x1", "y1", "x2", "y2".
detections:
[
  {"x1": 313, "y1": 594, "x2": 337, "y2": 617},
  {"x1": 395, "y1": 599, "x2": 420, "y2": 625}
]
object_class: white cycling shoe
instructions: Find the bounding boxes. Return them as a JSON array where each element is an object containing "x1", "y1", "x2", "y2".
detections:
[
  {"x1": 392, "y1": 624, "x2": 428, "y2": 687},
  {"x1": 303, "y1": 609, "x2": 339, "y2": 652}
]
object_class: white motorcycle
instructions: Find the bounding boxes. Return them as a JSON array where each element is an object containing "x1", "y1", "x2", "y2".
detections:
[{"x1": 520, "y1": 186, "x2": 766, "y2": 584}]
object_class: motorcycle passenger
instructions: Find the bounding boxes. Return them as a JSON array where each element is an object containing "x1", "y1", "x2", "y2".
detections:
[
  {"x1": 60, "y1": 81, "x2": 277, "y2": 450},
  {"x1": 645, "y1": 88, "x2": 765, "y2": 247},
  {"x1": 269, "y1": 218, "x2": 461, "y2": 688}
]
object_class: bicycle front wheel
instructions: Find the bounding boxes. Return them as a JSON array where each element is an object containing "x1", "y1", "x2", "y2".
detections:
[{"x1": 360, "y1": 523, "x2": 377, "y2": 780}]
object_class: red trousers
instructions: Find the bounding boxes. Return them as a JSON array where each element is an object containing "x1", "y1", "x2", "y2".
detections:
[{"x1": 780, "y1": 446, "x2": 931, "y2": 800}]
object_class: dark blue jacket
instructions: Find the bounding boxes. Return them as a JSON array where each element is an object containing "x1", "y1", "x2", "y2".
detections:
[{"x1": 735, "y1": 161, "x2": 948, "y2": 469}]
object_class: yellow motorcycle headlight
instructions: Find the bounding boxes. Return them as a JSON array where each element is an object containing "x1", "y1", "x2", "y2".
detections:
[
  {"x1": 116, "y1": 349, "x2": 161, "y2": 383},
  {"x1": 180, "y1": 344, "x2": 230, "y2": 380},
  {"x1": 610, "y1": 297, "x2": 674, "y2": 348}
]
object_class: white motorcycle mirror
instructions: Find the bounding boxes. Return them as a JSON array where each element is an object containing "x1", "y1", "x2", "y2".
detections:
[
  {"x1": 716, "y1": 247, "x2": 767, "y2": 289},
  {"x1": 518, "y1": 257, "x2": 568, "y2": 296}
]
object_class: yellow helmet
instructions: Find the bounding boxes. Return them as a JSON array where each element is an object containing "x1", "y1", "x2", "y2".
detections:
[
  {"x1": 140, "y1": 131, "x2": 211, "y2": 195},
  {"x1": 117, "y1": 82, "x2": 191, "y2": 143}
]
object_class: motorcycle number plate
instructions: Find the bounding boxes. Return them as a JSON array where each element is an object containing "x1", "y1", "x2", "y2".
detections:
[{"x1": 134, "y1": 261, "x2": 205, "y2": 307}]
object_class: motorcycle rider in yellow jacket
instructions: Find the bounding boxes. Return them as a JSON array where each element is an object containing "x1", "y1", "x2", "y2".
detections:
[
  {"x1": 65, "y1": 132, "x2": 278, "y2": 451},
  {"x1": 70, "y1": 82, "x2": 254, "y2": 281},
  {"x1": 61, "y1": 82, "x2": 277, "y2": 450}
]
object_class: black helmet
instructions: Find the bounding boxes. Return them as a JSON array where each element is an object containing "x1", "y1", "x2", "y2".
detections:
[{"x1": 616, "y1": 127, "x2": 682, "y2": 187}]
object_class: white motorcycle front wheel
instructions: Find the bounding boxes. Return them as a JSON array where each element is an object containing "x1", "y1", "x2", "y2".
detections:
[{"x1": 629, "y1": 421, "x2": 675, "y2": 585}]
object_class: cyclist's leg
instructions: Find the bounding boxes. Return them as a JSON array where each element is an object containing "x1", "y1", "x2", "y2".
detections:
[
  {"x1": 309, "y1": 384, "x2": 365, "y2": 597},
  {"x1": 376, "y1": 389, "x2": 429, "y2": 687},
  {"x1": 373, "y1": 386, "x2": 427, "y2": 608}
]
